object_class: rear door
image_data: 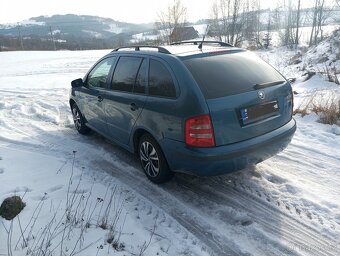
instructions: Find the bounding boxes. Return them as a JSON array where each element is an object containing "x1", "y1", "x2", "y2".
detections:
[
  {"x1": 104, "y1": 56, "x2": 148, "y2": 145},
  {"x1": 183, "y1": 51, "x2": 293, "y2": 146}
]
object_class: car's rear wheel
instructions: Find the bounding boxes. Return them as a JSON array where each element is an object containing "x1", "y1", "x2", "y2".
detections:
[
  {"x1": 71, "y1": 104, "x2": 91, "y2": 134},
  {"x1": 138, "y1": 134, "x2": 173, "y2": 184}
]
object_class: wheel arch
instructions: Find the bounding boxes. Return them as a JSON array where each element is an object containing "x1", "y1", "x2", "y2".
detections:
[
  {"x1": 132, "y1": 128, "x2": 150, "y2": 154},
  {"x1": 69, "y1": 98, "x2": 76, "y2": 108},
  {"x1": 69, "y1": 98, "x2": 89, "y2": 123},
  {"x1": 135, "y1": 129, "x2": 174, "y2": 183},
  {"x1": 132, "y1": 128, "x2": 163, "y2": 154}
]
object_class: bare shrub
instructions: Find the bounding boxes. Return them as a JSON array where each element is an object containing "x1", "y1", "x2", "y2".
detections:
[
  {"x1": 311, "y1": 98, "x2": 340, "y2": 125},
  {"x1": 324, "y1": 64, "x2": 340, "y2": 85},
  {"x1": 294, "y1": 91, "x2": 340, "y2": 125},
  {"x1": 293, "y1": 92, "x2": 316, "y2": 117}
]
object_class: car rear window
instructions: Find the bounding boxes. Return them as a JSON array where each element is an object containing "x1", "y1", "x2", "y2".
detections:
[{"x1": 183, "y1": 51, "x2": 284, "y2": 99}]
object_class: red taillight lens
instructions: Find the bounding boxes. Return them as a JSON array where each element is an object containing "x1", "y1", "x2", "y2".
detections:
[{"x1": 185, "y1": 114, "x2": 215, "y2": 147}]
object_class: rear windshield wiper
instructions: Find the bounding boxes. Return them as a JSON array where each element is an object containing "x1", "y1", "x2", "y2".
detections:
[{"x1": 253, "y1": 80, "x2": 285, "y2": 90}]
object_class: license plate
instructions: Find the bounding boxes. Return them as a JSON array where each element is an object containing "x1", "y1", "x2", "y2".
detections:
[{"x1": 240, "y1": 101, "x2": 279, "y2": 125}]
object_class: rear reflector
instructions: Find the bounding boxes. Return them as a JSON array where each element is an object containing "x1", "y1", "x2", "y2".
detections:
[{"x1": 185, "y1": 114, "x2": 215, "y2": 147}]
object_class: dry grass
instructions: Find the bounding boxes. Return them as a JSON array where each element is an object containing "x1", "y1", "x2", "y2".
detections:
[
  {"x1": 3, "y1": 152, "x2": 128, "y2": 256},
  {"x1": 311, "y1": 99, "x2": 340, "y2": 125},
  {"x1": 294, "y1": 92, "x2": 340, "y2": 125},
  {"x1": 324, "y1": 64, "x2": 340, "y2": 85}
]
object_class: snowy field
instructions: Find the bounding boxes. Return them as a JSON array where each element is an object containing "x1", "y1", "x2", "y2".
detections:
[{"x1": 0, "y1": 49, "x2": 339, "y2": 256}]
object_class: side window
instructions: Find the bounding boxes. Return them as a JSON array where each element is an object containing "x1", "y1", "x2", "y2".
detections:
[
  {"x1": 149, "y1": 59, "x2": 176, "y2": 98},
  {"x1": 133, "y1": 59, "x2": 147, "y2": 94},
  {"x1": 112, "y1": 56, "x2": 142, "y2": 93},
  {"x1": 87, "y1": 57, "x2": 115, "y2": 89}
]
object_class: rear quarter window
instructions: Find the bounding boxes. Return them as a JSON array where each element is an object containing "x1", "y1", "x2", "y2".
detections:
[
  {"x1": 183, "y1": 52, "x2": 284, "y2": 99},
  {"x1": 149, "y1": 59, "x2": 176, "y2": 98}
]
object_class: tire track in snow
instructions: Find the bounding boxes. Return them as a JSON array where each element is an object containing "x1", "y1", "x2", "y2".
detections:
[
  {"x1": 2, "y1": 125, "x2": 339, "y2": 255},
  {"x1": 93, "y1": 159, "x2": 245, "y2": 256},
  {"x1": 177, "y1": 176, "x2": 339, "y2": 256},
  {"x1": 1, "y1": 109, "x2": 339, "y2": 255},
  {"x1": 91, "y1": 156, "x2": 339, "y2": 256}
]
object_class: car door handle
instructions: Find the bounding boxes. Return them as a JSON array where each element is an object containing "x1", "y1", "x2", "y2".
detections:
[
  {"x1": 130, "y1": 103, "x2": 138, "y2": 111},
  {"x1": 97, "y1": 95, "x2": 103, "y2": 102}
]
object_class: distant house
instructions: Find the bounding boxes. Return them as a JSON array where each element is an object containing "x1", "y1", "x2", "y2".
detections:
[{"x1": 170, "y1": 27, "x2": 199, "y2": 43}]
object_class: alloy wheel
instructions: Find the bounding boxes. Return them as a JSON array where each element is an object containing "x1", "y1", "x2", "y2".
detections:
[
  {"x1": 72, "y1": 107, "x2": 81, "y2": 131},
  {"x1": 140, "y1": 141, "x2": 160, "y2": 178}
]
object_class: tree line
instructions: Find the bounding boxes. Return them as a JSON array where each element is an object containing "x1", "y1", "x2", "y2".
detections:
[{"x1": 157, "y1": 0, "x2": 339, "y2": 49}]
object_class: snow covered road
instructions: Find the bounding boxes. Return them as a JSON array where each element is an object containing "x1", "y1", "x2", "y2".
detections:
[{"x1": 0, "y1": 50, "x2": 339, "y2": 255}]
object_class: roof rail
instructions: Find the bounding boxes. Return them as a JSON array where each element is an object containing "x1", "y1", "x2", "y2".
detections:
[
  {"x1": 170, "y1": 41, "x2": 233, "y2": 47},
  {"x1": 112, "y1": 45, "x2": 171, "y2": 54}
]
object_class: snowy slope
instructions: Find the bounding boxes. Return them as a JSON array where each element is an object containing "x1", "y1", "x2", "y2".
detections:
[
  {"x1": 256, "y1": 29, "x2": 340, "y2": 125},
  {"x1": 0, "y1": 50, "x2": 339, "y2": 256},
  {"x1": 257, "y1": 29, "x2": 340, "y2": 73}
]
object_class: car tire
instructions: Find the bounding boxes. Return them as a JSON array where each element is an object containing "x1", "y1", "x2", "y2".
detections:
[
  {"x1": 138, "y1": 134, "x2": 174, "y2": 184},
  {"x1": 71, "y1": 103, "x2": 91, "y2": 135}
]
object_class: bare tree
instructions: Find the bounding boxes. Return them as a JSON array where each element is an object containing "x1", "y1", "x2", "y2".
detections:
[
  {"x1": 209, "y1": 0, "x2": 245, "y2": 46},
  {"x1": 230, "y1": 0, "x2": 241, "y2": 44},
  {"x1": 254, "y1": 0, "x2": 263, "y2": 48},
  {"x1": 294, "y1": 0, "x2": 301, "y2": 47},
  {"x1": 285, "y1": 0, "x2": 295, "y2": 47},
  {"x1": 310, "y1": 0, "x2": 318, "y2": 46},
  {"x1": 208, "y1": 0, "x2": 231, "y2": 43},
  {"x1": 309, "y1": 0, "x2": 333, "y2": 46},
  {"x1": 156, "y1": 0, "x2": 187, "y2": 44},
  {"x1": 242, "y1": 0, "x2": 252, "y2": 42},
  {"x1": 277, "y1": 0, "x2": 304, "y2": 48},
  {"x1": 210, "y1": 1, "x2": 223, "y2": 41},
  {"x1": 220, "y1": 0, "x2": 231, "y2": 43},
  {"x1": 263, "y1": 13, "x2": 272, "y2": 49}
]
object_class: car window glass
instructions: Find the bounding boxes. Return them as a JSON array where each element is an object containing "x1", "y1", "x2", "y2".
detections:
[
  {"x1": 133, "y1": 59, "x2": 147, "y2": 94},
  {"x1": 184, "y1": 52, "x2": 285, "y2": 99},
  {"x1": 149, "y1": 59, "x2": 176, "y2": 98},
  {"x1": 87, "y1": 57, "x2": 115, "y2": 89},
  {"x1": 112, "y1": 56, "x2": 142, "y2": 93}
]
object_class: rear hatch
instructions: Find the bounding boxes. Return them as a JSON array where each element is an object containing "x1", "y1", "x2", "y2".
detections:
[{"x1": 183, "y1": 51, "x2": 293, "y2": 146}]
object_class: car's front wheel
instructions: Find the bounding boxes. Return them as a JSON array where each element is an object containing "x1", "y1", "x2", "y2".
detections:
[
  {"x1": 138, "y1": 134, "x2": 173, "y2": 184},
  {"x1": 71, "y1": 104, "x2": 91, "y2": 134}
]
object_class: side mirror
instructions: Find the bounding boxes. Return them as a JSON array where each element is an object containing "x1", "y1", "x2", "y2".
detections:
[
  {"x1": 71, "y1": 78, "x2": 84, "y2": 88},
  {"x1": 287, "y1": 78, "x2": 296, "y2": 84}
]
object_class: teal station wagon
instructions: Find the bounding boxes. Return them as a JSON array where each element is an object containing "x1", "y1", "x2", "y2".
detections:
[{"x1": 70, "y1": 41, "x2": 296, "y2": 183}]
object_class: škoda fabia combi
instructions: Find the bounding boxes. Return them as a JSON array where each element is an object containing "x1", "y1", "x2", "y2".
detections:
[{"x1": 70, "y1": 41, "x2": 296, "y2": 183}]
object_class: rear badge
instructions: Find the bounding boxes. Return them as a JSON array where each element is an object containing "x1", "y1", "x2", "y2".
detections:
[{"x1": 258, "y1": 90, "x2": 265, "y2": 100}]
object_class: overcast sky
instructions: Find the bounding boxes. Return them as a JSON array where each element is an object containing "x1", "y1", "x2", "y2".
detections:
[{"x1": 0, "y1": 0, "x2": 283, "y2": 24}]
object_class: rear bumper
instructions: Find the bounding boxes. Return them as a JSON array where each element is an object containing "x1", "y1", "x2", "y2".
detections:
[{"x1": 160, "y1": 118, "x2": 296, "y2": 176}]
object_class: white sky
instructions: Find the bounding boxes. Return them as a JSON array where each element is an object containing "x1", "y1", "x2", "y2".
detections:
[{"x1": 0, "y1": 0, "x2": 281, "y2": 24}]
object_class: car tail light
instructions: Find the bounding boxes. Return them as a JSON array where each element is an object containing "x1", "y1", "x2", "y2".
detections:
[{"x1": 185, "y1": 114, "x2": 215, "y2": 147}]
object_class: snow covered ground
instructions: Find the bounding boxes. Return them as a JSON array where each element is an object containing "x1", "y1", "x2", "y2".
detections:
[{"x1": 0, "y1": 48, "x2": 339, "y2": 256}]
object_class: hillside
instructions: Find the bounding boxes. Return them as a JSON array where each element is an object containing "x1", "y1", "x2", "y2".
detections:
[{"x1": 0, "y1": 14, "x2": 153, "y2": 50}]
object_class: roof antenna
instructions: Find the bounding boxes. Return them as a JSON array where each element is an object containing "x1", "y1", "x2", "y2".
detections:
[{"x1": 198, "y1": 24, "x2": 210, "y2": 50}]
